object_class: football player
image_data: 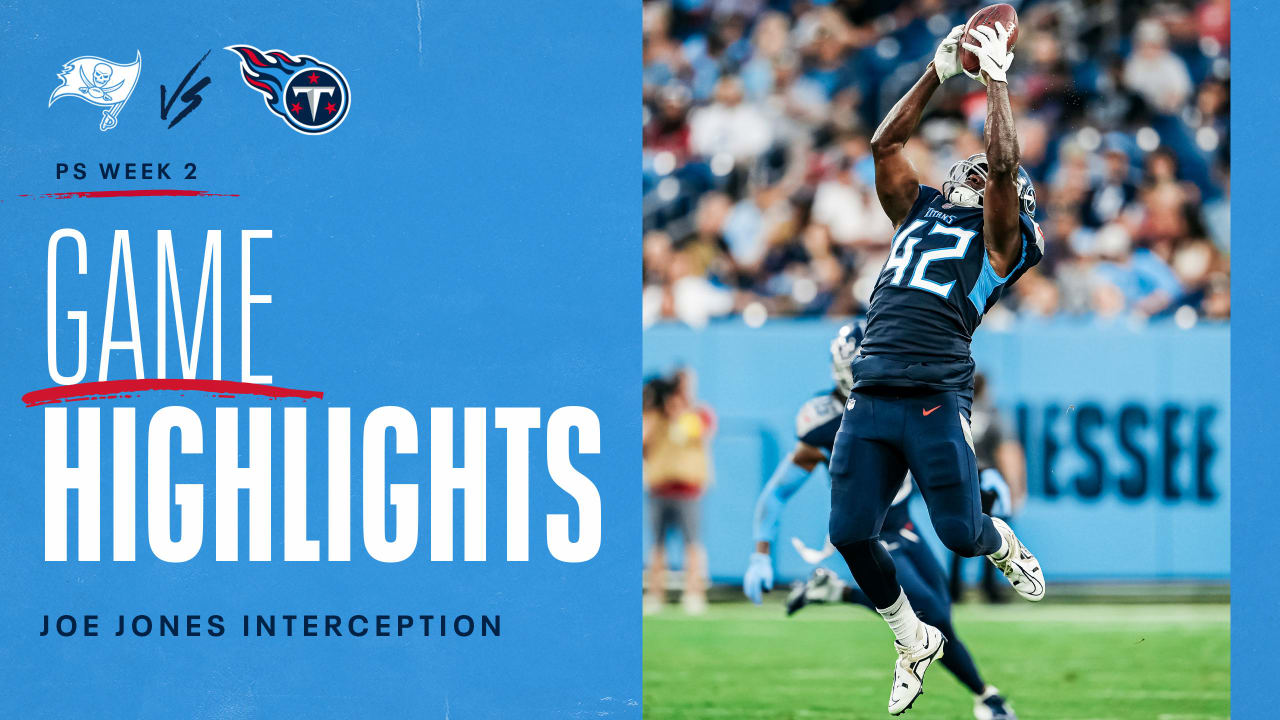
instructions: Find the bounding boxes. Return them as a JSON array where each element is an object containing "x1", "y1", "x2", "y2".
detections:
[
  {"x1": 826, "y1": 22, "x2": 1047, "y2": 715},
  {"x1": 743, "y1": 324, "x2": 1017, "y2": 720}
]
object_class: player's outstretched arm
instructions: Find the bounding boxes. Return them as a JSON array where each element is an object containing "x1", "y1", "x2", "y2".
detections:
[
  {"x1": 965, "y1": 23, "x2": 1022, "y2": 276},
  {"x1": 980, "y1": 79, "x2": 1021, "y2": 276},
  {"x1": 743, "y1": 442, "x2": 824, "y2": 604},
  {"x1": 870, "y1": 26, "x2": 964, "y2": 227},
  {"x1": 869, "y1": 70, "x2": 935, "y2": 228},
  {"x1": 870, "y1": 33, "x2": 963, "y2": 228}
]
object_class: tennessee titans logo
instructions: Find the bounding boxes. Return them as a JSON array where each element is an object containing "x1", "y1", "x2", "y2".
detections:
[{"x1": 225, "y1": 45, "x2": 349, "y2": 135}]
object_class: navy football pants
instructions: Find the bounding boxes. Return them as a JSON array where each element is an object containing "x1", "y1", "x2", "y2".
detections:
[
  {"x1": 842, "y1": 528, "x2": 987, "y2": 695},
  {"x1": 829, "y1": 388, "x2": 1002, "y2": 609}
]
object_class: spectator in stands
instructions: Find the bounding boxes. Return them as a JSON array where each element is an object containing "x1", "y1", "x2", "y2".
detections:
[
  {"x1": 641, "y1": 0, "x2": 1230, "y2": 326},
  {"x1": 644, "y1": 84, "x2": 694, "y2": 164},
  {"x1": 689, "y1": 75, "x2": 773, "y2": 161},
  {"x1": 1083, "y1": 145, "x2": 1139, "y2": 229},
  {"x1": 1123, "y1": 19, "x2": 1193, "y2": 114}
]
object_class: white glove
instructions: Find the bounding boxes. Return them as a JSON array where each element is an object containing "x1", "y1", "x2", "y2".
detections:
[
  {"x1": 743, "y1": 552, "x2": 774, "y2": 605},
  {"x1": 962, "y1": 22, "x2": 1015, "y2": 85},
  {"x1": 933, "y1": 25, "x2": 966, "y2": 83}
]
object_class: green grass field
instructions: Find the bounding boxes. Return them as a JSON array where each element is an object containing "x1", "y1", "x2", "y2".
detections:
[{"x1": 644, "y1": 601, "x2": 1228, "y2": 720}]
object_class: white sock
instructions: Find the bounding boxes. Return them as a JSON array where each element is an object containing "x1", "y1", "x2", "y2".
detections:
[
  {"x1": 988, "y1": 533, "x2": 1010, "y2": 560},
  {"x1": 877, "y1": 590, "x2": 922, "y2": 647}
]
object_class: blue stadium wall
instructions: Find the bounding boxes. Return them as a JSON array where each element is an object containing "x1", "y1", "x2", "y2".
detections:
[{"x1": 643, "y1": 320, "x2": 1229, "y2": 584}]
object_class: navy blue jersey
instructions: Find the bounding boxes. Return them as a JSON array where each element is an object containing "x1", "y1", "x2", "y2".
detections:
[
  {"x1": 854, "y1": 185, "x2": 1044, "y2": 393},
  {"x1": 796, "y1": 390, "x2": 911, "y2": 531}
]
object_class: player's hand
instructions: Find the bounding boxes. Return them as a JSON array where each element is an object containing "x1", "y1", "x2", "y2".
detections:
[
  {"x1": 962, "y1": 22, "x2": 1015, "y2": 85},
  {"x1": 743, "y1": 552, "x2": 774, "y2": 604},
  {"x1": 932, "y1": 25, "x2": 966, "y2": 83}
]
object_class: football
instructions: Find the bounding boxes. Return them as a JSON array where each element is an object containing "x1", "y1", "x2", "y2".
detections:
[{"x1": 958, "y1": 3, "x2": 1019, "y2": 76}]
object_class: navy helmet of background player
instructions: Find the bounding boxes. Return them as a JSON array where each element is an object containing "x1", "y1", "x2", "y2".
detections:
[
  {"x1": 743, "y1": 322, "x2": 1019, "y2": 720},
  {"x1": 827, "y1": 20, "x2": 1047, "y2": 716}
]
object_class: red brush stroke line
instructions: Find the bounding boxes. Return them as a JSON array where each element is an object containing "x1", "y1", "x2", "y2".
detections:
[
  {"x1": 23, "y1": 380, "x2": 323, "y2": 408},
  {"x1": 16, "y1": 189, "x2": 239, "y2": 200}
]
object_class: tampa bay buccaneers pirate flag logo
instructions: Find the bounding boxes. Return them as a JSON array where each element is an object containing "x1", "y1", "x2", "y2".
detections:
[{"x1": 48, "y1": 52, "x2": 141, "y2": 131}]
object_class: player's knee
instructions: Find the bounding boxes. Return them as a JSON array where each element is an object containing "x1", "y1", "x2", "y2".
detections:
[
  {"x1": 829, "y1": 516, "x2": 876, "y2": 550},
  {"x1": 933, "y1": 518, "x2": 984, "y2": 557},
  {"x1": 832, "y1": 537, "x2": 879, "y2": 567},
  {"x1": 833, "y1": 538, "x2": 902, "y2": 608}
]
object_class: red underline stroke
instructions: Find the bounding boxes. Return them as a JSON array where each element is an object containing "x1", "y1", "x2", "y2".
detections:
[
  {"x1": 22, "y1": 380, "x2": 323, "y2": 407},
  {"x1": 14, "y1": 189, "x2": 239, "y2": 200}
]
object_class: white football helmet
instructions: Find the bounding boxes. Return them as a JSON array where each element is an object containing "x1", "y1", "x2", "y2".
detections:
[
  {"x1": 829, "y1": 320, "x2": 866, "y2": 396},
  {"x1": 942, "y1": 153, "x2": 1037, "y2": 216}
]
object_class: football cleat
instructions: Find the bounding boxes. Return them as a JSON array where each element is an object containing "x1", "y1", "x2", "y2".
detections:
[
  {"x1": 973, "y1": 685, "x2": 1017, "y2": 720},
  {"x1": 888, "y1": 623, "x2": 945, "y2": 715},
  {"x1": 987, "y1": 518, "x2": 1045, "y2": 601},
  {"x1": 785, "y1": 568, "x2": 845, "y2": 616}
]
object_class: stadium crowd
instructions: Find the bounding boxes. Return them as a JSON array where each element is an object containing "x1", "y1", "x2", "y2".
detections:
[{"x1": 642, "y1": 0, "x2": 1231, "y2": 328}]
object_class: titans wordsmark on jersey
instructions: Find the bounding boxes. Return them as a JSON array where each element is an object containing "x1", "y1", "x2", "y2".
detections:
[
  {"x1": 796, "y1": 391, "x2": 911, "y2": 531},
  {"x1": 854, "y1": 185, "x2": 1044, "y2": 392}
]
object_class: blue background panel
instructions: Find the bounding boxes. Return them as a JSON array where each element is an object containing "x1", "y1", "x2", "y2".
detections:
[
  {"x1": 0, "y1": 1, "x2": 638, "y2": 718},
  {"x1": 1233, "y1": 1, "x2": 1269, "y2": 716}
]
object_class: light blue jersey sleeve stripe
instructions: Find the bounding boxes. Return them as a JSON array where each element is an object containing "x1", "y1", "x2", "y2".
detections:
[{"x1": 967, "y1": 238, "x2": 1027, "y2": 316}]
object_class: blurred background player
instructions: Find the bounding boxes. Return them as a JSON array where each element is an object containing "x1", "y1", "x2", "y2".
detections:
[
  {"x1": 950, "y1": 372, "x2": 1027, "y2": 602},
  {"x1": 744, "y1": 323, "x2": 1018, "y2": 720},
  {"x1": 644, "y1": 369, "x2": 715, "y2": 614}
]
